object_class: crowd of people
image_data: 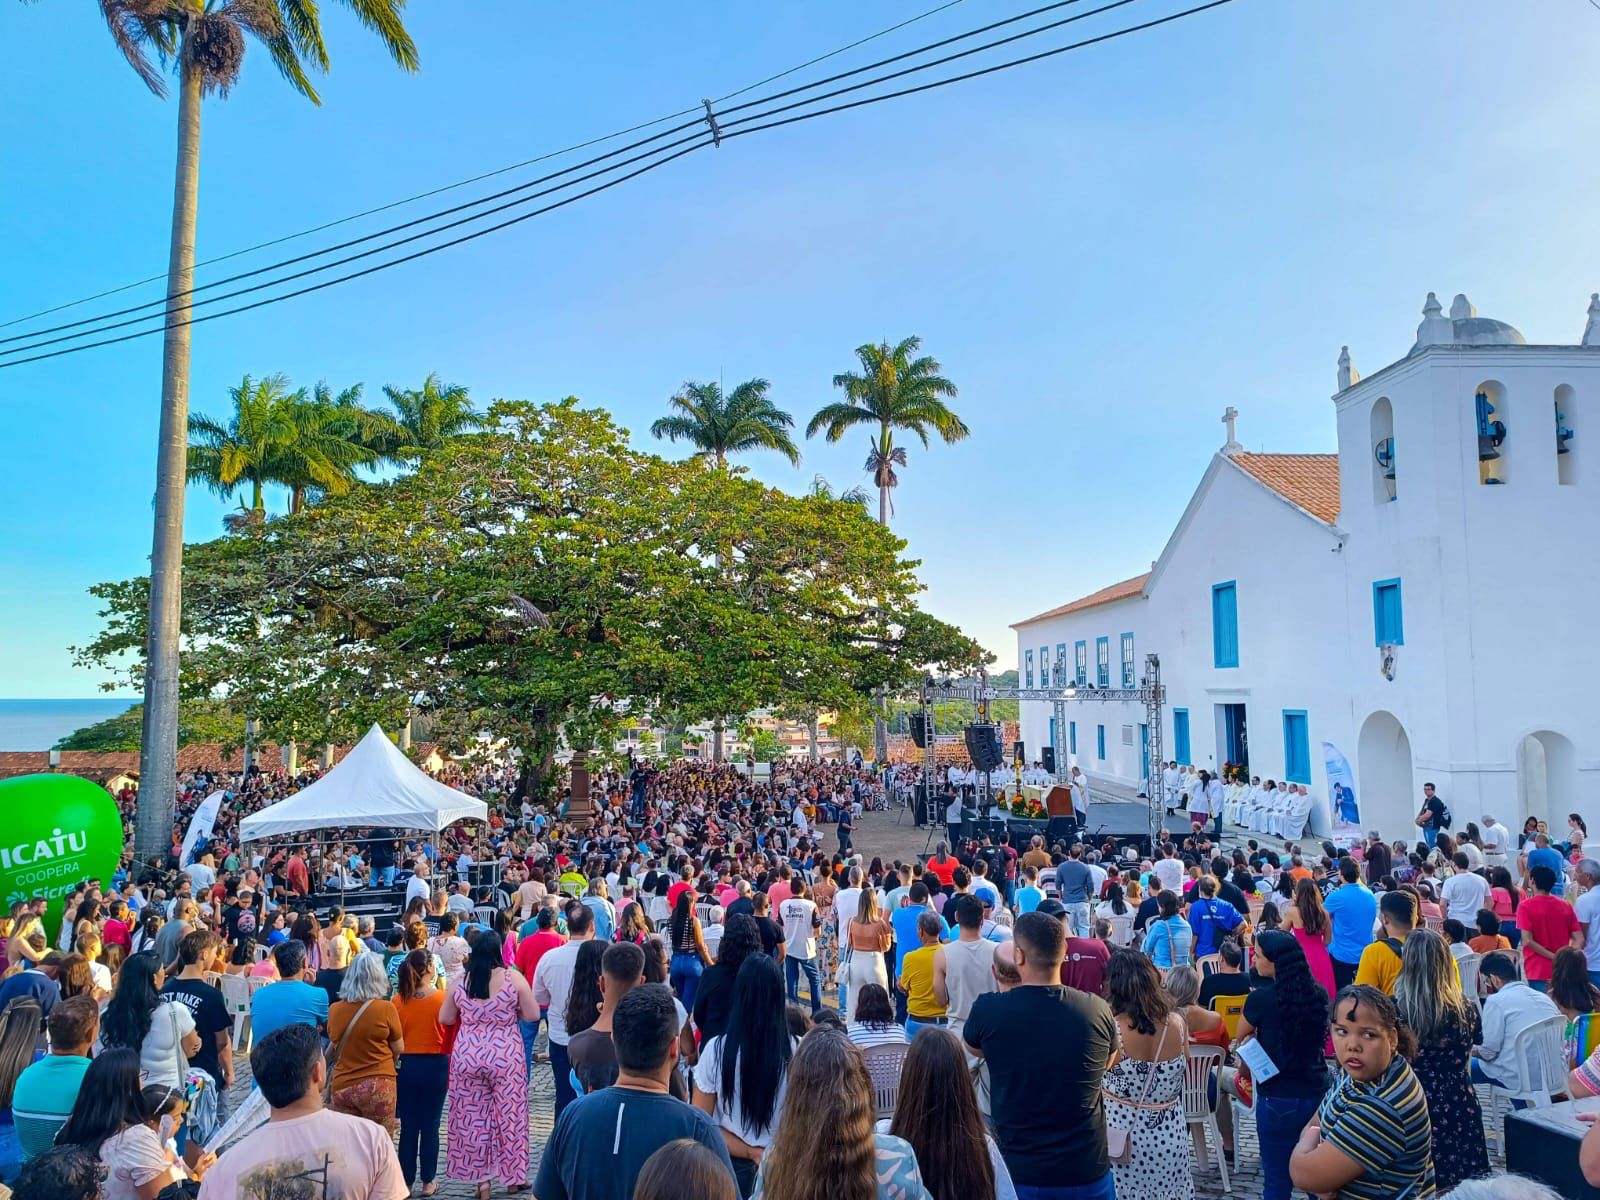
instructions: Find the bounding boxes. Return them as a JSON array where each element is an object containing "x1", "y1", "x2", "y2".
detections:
[{"x1": 3, "y1": 754, "x2": 1600, "y2": 1200}]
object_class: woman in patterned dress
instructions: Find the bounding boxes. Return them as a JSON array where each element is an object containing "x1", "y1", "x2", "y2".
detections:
[
  {"x1": 813, "y1": 859, "x2": 840, "y2": 997},
  {"x1": 1394, "y1": 928, "x2": 1487, "y2": 1190},
  {"x1": 441, "y1": 931, "x2": 540, "y2": 1199},
  {"x1": 1101, "y1": 949, "x2": 1195, "y2": 1200}
]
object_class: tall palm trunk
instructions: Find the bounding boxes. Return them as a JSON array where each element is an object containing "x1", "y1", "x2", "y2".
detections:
[
  {"x1": 136, "y1": 56, "x2": 202, "y2": 862},
  {"x1": 808, "y1": 713, "x2": 819, "y2": 762},
  {"x1": 872, "y1": 421, "x2": 890, "y2": 763}
]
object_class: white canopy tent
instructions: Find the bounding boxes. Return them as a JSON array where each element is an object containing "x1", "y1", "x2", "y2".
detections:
[{"x1": 239, "y1": 723, "x2": 486, "y2": 842}]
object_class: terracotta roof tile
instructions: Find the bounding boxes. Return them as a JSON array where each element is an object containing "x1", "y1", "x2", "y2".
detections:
[
  {"x1": 1011, "y1": 573, "x2": 1150, "y2": 629},
  {"x1": 1229, "y1": 453, "x2": 1341, "y2": 524}
]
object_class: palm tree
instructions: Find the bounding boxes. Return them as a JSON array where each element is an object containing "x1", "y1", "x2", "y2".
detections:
[
  {"x1": 650, "y1": 379, "x2": 802, "y2": 469},
  {"x1": 379, "y1": 372, "x2": 485, "y2": 462},
  {"x1": 808, "y1": 337, "x2": 965, "y2": 761},
  {"x1": 277, "y1": 382, "x2": 389, "y2": 512},
  {"x1": 807, "y1": 473, "x2": 872, "y2": 509},
  {"x1": 806, "y1": 337, "x2": 966, "y2": 525},
  {"x1": 85, "y1": 1, "x2": 418, "y2": 861},
  {"x1": 186, "y1": 373, "x2": 298, "y2": 520}
]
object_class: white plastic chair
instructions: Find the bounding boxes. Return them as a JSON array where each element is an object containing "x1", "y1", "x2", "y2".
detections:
[
  {"x1": 1182, "y1": 1044, "x2": 1231, "y2": 1193},
  {"x1": 1455, "y1": 951, "x2": 1483, "y2": 1004},
  {"x1": 1230, "y1": 1078, "x2": 1256, "y2": 1176},
  {"x1": 1478, "y1": 1013, "x2": 1567, "y2": 1160},
  {"x1": 859, "y1": 1041, "x2": 909, "y2": 1121},
  {"x1": 218, "y1": 972, "x2": 254, "y2": 1052},
  {"x1": 1196, "y1": 954, "x2": 1223, "y2": 977}
]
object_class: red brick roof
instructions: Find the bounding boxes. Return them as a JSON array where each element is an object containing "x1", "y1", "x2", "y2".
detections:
[
  {"x1": 1229, "y1": 453, "x2": 1341, "y2": 524},
  {"x1": 0, "y1": 741, "x2": 440, "y2": 778},
  {"x1": 1011, "y1": 573, "x2": 1150, "y2": 629}
]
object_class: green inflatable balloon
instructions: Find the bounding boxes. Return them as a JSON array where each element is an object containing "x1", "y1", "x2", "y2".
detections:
[{"x1": 0, "y1": 774, "x2": 125, "y2": 944}]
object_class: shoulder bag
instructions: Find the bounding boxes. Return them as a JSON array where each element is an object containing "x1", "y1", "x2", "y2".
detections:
[
  {"x1": 1105, "y1": 1015, "x2": 1178, "y2": 1166},
  {"x1": 323, "y1": 999, "x2": 375, "y2": 1103}
]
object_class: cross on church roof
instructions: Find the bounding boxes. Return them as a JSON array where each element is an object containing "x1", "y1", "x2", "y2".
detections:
[{"x1": 1221, "y1": 406, "x2": 1242, "y2": 455}]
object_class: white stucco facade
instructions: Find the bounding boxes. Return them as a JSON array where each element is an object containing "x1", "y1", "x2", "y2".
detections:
[{"x1": 1013, "y1": 293, "x2": 1600, "y2": 842}]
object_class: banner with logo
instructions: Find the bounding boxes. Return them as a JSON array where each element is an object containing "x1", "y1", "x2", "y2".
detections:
[
  {"x1": 1322, "y1": 741, "x2": 1361, "y2": 832},
  {"x1": 179, "y1": 789, "x2": 225, "y2": 867},
  {"x1": 0, "y1": 774, "x2": 124, "y2": 942}
]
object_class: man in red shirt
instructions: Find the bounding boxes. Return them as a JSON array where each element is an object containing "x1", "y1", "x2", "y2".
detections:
[
  {"x1": 1518, "y1": 864, "x2": 1582, "y2": 990},
  {"x1": 285, "y1": 851, "x2": 309, "y2": 897},
  {"x1": 765, "y1": 865, "x2": 794, "y2": 910},
  {"x1": 1038, "y1": 899, "x2": 1110, "y2": 996}
]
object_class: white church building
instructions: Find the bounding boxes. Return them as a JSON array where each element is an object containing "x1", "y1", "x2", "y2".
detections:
[{"x1": 1012, "y1": 292, "x2": 1600, "y2": 842}]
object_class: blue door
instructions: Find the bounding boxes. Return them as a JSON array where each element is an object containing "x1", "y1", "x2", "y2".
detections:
[
  {"x1": 1139, "y1": 723, "x2": 1150, "y2": 788},
  {"x1": 1048, "y1": 717, "x2": 1056, "y2": 761}
]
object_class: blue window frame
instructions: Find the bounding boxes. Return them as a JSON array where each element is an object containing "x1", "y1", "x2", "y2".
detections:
[
  {"x1": 1040, "y1": 644, "x2": 1050, "y2": 686},
  {"x1": 1096, "y1": 724, "x2": 1106, "y2": 760},
  {"x1": 1024, "y1": 649, "x2": 1034, "y2": 688},
  {"x1": 1120, "y1": 633, "x2": 1135, "y2": 688},
  {"x1": 1212, "y1": 581, "x2": 1239, "y2": 668},
  {"x1": 1069, "y1": 721, "x2": 1077, "y2": 754},
  {"x1": 1074, "y1": 641, "x2": 1087, "y2": 686},
  {"x1": 1282, "y1": 710, "x2": 1311, "y2": 784},
  {"x1": 1095, "y1": 637, "x2": 1110, "y2": 687},
  {"x1": 1173, "y1": 709, "x2": 1191, "y2": 765},
  {"x1": 1373, "y1": 578, "x2": 1403, "y2": 645}
]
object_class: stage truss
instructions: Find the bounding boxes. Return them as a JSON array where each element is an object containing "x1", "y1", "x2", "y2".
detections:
[{"x1": 918, "y1": 653, "x2": 1167, "y2": 848}]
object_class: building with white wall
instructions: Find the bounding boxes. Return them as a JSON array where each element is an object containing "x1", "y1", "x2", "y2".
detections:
[{"x1": 1013, "y1": 293, "x2": 1600, "y2": 841}]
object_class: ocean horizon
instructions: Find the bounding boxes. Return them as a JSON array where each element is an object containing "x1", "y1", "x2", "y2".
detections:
[{"x1": 0, "y1": 698, "x2": 138, "y2": 752}]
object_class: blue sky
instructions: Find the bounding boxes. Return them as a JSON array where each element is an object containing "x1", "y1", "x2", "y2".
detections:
[{"x1": 2, "y1": 1, "x2": 1598, "y2": 697}]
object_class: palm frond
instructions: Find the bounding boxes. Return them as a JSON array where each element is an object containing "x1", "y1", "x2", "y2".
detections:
[
  {"x1": 336, "y1": 0, "x2": 419, "y2": 71},
  {"x1": 805, "y1": 401, "x2": 876, "y2": 442},
  {"x1": 98, "y1": 0, "x2": 172, "y2": 96}
]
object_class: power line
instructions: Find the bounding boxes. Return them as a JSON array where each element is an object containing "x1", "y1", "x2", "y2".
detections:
[
  {"x1": 4, "y1": 0, "x2": 1074, "y2": 350},
  {"x1": 0, "y1": 0, "x2": 1237, "y2": 369},
  {"x1": 0, "y1": 0, "x2": 971, "y2": 332}
]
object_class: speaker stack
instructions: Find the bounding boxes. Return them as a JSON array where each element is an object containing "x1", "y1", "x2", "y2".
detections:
[
  {"x1": 1041, "y1": 746, "x2": 1056, "y2": 773},
  {"x1": 908, "y1": 711, "x2": 928, "y2": 748},
  {"x1": 964, "y1": 723, "x2": 1004, "y2": 772}
]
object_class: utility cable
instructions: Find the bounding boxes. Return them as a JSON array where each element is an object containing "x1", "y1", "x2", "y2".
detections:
[
  {"x1": 0, "y1": 0, "x2": 1237, "y2": 369},
  {"x1": 0, "y1": 0, "x2": 970, "y2": 331}
]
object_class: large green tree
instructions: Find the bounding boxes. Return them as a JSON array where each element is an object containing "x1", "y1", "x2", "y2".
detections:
[
  {"x1": 76, "y1": 0, "x2": 419, "y2": 859},
  {"x1": 55, "y1": 698, "x2": 246, "y2": 753},
  {"x1": 651, "y1": 379, "x2": 801, "y2": 469},
  {"x1": 77, "y1": 400, "x2": 983, "y2": 799}
]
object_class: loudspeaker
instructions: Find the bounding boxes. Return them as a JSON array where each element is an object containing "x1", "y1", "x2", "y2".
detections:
[
  {"x1": 908, "y1": 711, "x2": 928, "y2": 749},
  {"x1": 1013, "y1": 740, "x2": 1026, "y2": 764},
  {"x1": 1041, "y1": 746, "x2": 1056, "y2": 774},
  {"x1": 964, "y1": 722, "x2": 1004, "y2": 772}
]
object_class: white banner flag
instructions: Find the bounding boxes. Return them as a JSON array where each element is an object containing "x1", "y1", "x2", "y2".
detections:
[{"x1": 178, "y1": 790, "x2": 224, "y2": 866}]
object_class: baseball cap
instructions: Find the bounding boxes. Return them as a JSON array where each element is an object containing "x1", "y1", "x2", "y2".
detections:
[{"x1": 1036, "y1": 899, "x2": 1067, "y2": 918}]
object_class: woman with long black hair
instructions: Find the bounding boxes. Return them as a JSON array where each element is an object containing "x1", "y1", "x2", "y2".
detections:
[
  {"x1": 667, "y1": 890, "x2": 713, "y2": 1013},
  {"x1": 441, "y1": 932, "x2": 540, "y2": 1199},
  {"x1": 563, "y1": 941, "x2": 606, "y2": 1042},
  {"x1": 99, "y1": 953, "x2": 199, "y2": 1091},
  {"x1": 692, "y1": 955, "x2": 795, "y2": 1197},
  {"x1": 1232, "y1": 930, "x2": 1330, "y2": 1200},
  {"x1": 694, "y1": 915, "x2": 762, "y2": 1042},
  {"x1": 56, "y1": 1047, "x2": 215, "y2": 1196},
  {"x1": 888, "y1": 1028, "x2": 1013, "y2": 1200}
]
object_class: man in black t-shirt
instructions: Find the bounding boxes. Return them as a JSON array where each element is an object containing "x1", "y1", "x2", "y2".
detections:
[
  {"x1": 162, "y1": 929, "x2": 234, "y2": 1095},
  {"x1": 964, "y1": 912, "x2": 1117, "y2": 1193},
  {"x1": 221, "y1": 886, "x2": 263, "y2": 945},
  {"x1": 1197, "y1": 938, "x2": 1253, "y2": 1008},
  {"x1": 749, "y1": 892, "x2": 785, "y2": 962}
]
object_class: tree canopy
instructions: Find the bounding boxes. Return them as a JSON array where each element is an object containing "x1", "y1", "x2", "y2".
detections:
[
  {"x1": 77, "y1": 399, "x2": 984, "y2": 791},
  {"x1": 54, "y1": 698, "x2": 246, "y2": 753}
]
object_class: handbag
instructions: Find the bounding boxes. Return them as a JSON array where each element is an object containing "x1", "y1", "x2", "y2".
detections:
[
  {"x1": 323, "y1": 999, "x2": 375, "y2": 1103},
  {"x1": 1105, "y1": 1016, "x2": 1174, "y2": 1166}
]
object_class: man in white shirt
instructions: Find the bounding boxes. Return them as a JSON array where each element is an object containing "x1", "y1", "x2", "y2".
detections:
[
  {"x1": 1152, "y1": 844, "x2": 1184, "y2": 895},
  {"x1": 1441, "y1": 852, "x2": 1492, "y2": 924},
  {"x1": 1472, "y1": 951, "x2": 1562, "y2": 1088},
  {"x1": 1068, "y1": 767, "x2": 1089, "y2": 821},
  {"x1": 403, "y1": 860, "x2": 431, "y2": 911},
  {"x1": 532, "y1": 903, "x2": 595, "y2": 1119},
  {"x1": 790, "y1": 800, "x2": 810, "y2": 835},
  {"x1": 184, "y1": 852, "x2": 217, "y2": 894},
  {"x1": 1480, "y1": 814, "x2": 1511, "y2": 870},
  {"x1": 446, "y1": 882, "x2": 476, "y2": 917},
  {"x1": 777, "y1": 879, "x2": 821, "y2": 1015},
  {"x1": 1575, "y1": 860, "x2": 1600, "y2": 989}
]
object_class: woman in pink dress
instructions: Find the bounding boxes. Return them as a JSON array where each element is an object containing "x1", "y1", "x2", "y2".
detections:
[
  {"x1": 1281, "y1": 877, "x2": 1337, "y2": 1053},
  {"x1": 442, "y1": 931, "x2": 541, "y2": 1199}
]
